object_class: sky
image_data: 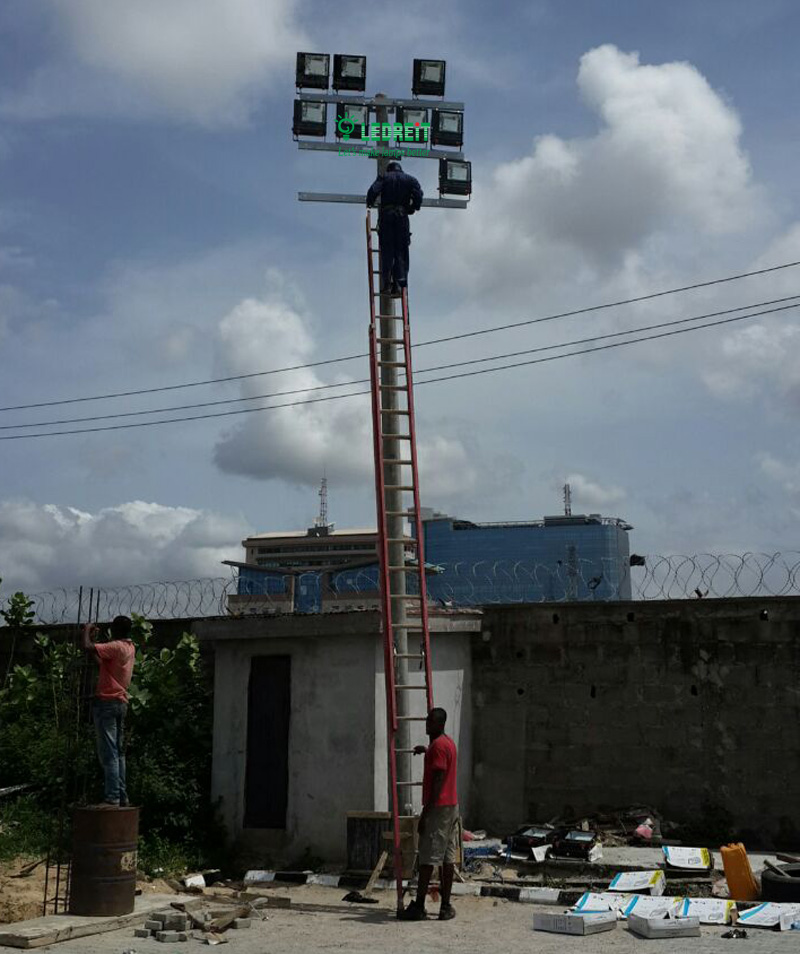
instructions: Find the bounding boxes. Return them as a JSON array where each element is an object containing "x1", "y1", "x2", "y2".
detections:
[{"x1": 2, "y1": 0, "x2": 800, "y2": 593}]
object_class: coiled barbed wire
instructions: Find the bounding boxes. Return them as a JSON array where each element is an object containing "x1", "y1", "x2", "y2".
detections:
[{"x1": 3, "y1": 553, "x2": 800, "y2": 625}]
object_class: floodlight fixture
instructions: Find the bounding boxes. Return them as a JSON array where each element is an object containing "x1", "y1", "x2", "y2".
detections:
[
  {"x1": 439, "y1": 158, "x2": 471, "y2": 196},
  {"x1": 412, "y1": 58, "x2": 446, "y2": 97},
  {"x1": 293, "y1": 99, "x2": 328, "y2": 138},
  {"x1": 296, "y1": 52, "x2": 330, "y2": 89},
  {"x1": 335, "y1": 102, "x2": 369, "y2": 140},
  {"x1": 431, "y1": 108, "x2": 463, "y2": 148},
  {"x1": 333, "y1": 54, "x2": 367, "y2": 92},
  {"x1": 395, "y1": 106, "x2": 429, "y2": 142}
]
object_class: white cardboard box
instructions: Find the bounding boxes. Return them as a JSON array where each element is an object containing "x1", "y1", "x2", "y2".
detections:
[
  {"x1": 677, "y1": 898, "x2": 735, "y2": 924},
  {"x1": 737, "y1": 902, "x2": 800, "y2": 931},
  {"x1": 624, "y1": 896, "x2": 683, "y2": 919},
  {"x1": 533, "y1": 912, "x2": 617, "y2": 936},
  {"x1": 609, "y1": 870, "x2": 666, "y2": 896},
  {"x1": 573, "y1": 892, "x2": 634, "y2": 916},
  {"x1": 627, "y1": 913, "x2": 701, "y2": 939},
  {"x1": 662, "y1": 846, "x2": 712, "y2": 871}
]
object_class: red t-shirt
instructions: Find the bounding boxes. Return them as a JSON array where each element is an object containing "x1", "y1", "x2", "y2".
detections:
[
  {"x1": 95, "y1": 640, "x2": 135, "y2": 702},
  {"x1": 422, "y1": 734, "x2": 458, "y2": 807}
]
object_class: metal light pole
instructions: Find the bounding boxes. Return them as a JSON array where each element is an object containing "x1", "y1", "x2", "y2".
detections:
[{"x1": 293, "y1": 59, "x2": 468, "y2": 816}]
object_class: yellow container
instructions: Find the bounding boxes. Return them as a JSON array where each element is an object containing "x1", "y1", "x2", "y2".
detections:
[{"x1": 721, "y1": 843, "x2": 760, "y2": 901}]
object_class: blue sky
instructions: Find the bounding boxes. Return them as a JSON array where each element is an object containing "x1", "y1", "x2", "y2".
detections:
[{"x1": 2, "y1": 0, "x2": 800, "y2": 591}]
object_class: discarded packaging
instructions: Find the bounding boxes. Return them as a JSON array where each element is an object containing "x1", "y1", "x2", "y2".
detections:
[
  {"x1": 202, "y1": 933, "x2": 228, "y2": 945},
  {"x1": 609, "y1": 870, "x2": 666, "y2": 896},
  {"x1": 573, "y1": 892, "x2": 634, "y2": 917},
  {"x1": 550, "y1": 829, "x2": 600, "y2": 861},
  {"x1": 628, "y1": 913, "x2": 701, "y2": 939},
  {"x1": 623, "y1": 896, "x2": 683, "y2": 919},
  {"x1": 183, "y1": 873, "x2": 206, "y2": 889},
  {"x1": 662, "y1": 846, "x2": 713, "y2": 872},
  {"x1": 677, "y1": 898, "x2": 736, "y2": 924},
  {"x1": 533, "y1": 912, "x2": 617, "y2": 936},
  {"x1": 737, "y1": 902, "x2": 800, "y2": 931}
]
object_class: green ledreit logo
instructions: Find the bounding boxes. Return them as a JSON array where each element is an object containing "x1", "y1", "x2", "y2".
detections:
[{"x1": 337, "y1": 115, "x2": 430, "y2": 144}]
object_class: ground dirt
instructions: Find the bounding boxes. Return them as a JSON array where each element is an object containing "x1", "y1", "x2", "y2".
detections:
[
  {"x1": 0, "y1": 858, "x2": 178, "y2": 925},
  {"x1": 31, "y1": 883, "x2": 800, "y2": 954}
]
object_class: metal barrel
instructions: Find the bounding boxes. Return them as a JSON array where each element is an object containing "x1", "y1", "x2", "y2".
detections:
[{"x1": 69, "y1": 807, "x2": 139, "y2": 916}]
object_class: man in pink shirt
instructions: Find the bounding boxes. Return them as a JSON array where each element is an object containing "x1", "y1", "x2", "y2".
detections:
[
  {"x1": 400, "y1": 707, "x2": 459, "y2": 922},
  {"x1": 82, "y1": 616, "x2": 136, "y2": 808}
]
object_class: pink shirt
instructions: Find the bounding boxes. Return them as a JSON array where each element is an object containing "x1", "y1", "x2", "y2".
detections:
[{"x1": 95, "y1": 640, "x2": 135, "y2": 702}]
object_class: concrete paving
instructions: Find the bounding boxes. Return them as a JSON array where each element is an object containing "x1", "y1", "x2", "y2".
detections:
[{"x1": 35, "y1": 885, "x2": 799, "y2": 954}]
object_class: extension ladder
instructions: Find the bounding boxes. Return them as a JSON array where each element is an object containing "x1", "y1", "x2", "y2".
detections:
[{"x1": 365, "y1": 210, "x2": 434, "y2": 914}]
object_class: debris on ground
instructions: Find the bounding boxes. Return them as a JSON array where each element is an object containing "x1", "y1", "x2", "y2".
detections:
[
  {"x1": 533, "y1": 911, "x2": 616, "y2": 935},
  {"x1": 737, "y1": 901, "x2": 800, "y2": 931},
  {"x1": 663, "y1": 846, "x2": 713, "y2": 872},
  {"x1": 721, "y1": 927, "x2": 748, "y2": 938},
  {"x1": 627, "y1": 912, "x2": 701, "y2": 939},
  {"x1": 608, "y1": 870, "x2": 666, "y2": 895}
]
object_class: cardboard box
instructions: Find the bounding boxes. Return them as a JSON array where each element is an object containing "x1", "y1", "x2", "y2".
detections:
[
  {"x1": 624, "y1": 896, "x2": 683, "y2": 919},
  {"x1": 533, "y1": 912, "x2": 617, "y2": 935},
  {"x1": 627, "y1": 913, "x2": 701, "y2": 938},
  {"x1": 609, "y1": 870, "x2": 666, "y2": 896},
  {"x1": 677, "y1": 898, "x2": 735, "y2": 924},
  {"x1": 662, "y1": 846, "x2": 713, "y2": 871},
  {"x1": 737, "y1": 902, "x2": 800, "y2": 931},
  {"x1": 573, "y1": 892, "x2": 633, "y2": 915}
]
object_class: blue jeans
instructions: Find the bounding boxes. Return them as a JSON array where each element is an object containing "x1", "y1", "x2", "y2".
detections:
[{"x1": 93, "y1": 699, "x2": 128, "y2": 804}]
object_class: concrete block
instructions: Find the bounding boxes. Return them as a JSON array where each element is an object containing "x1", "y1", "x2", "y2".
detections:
[
  {"x1": 144, "y1": 920, "x2": 162, "y2": 931},
  {"x1": 162, "y1": 913, "x2": 188, "y2": 931},
  {"x1": 156, "y1": 931, "x2": 181, "y2": 942},
  {"x1": 233, "y1": 918, "x2": 252, "y2": 929},
  {"x1": 133, "y1": 928, "x2": 152, "y2": 937}
]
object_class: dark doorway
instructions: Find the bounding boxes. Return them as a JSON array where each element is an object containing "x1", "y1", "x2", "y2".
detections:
[{"x1": 244, "y1": 655, "x2": 291, "y2": 828}]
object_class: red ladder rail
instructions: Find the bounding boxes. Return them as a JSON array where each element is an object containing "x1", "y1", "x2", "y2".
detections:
[{"x1": 365, "y1": 210, "x2": 435, "y2": 915}]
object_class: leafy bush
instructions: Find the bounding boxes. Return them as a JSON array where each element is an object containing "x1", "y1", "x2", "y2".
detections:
[{"x1": 0, "y1": 587, "x2": 225, "y2": 875}]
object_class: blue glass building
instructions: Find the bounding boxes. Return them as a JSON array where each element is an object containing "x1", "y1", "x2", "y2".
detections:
[
  {"x1": 232, "y1": 510, "x2": 633, "y2": 610},
  {"x1": 418, "y1": 511, "x2": 633, "y2": 604}
]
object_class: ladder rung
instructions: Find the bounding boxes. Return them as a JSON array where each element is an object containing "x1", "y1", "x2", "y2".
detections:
[
  {"x1": 386, "y1": 509, "x2": 413, "y2": 515},
  {"x1": 378, "y1": 361, "x2": 407, "y2": 368},
  {"x1": 380, "y1": 385, "x2": 408, "y2": 392},
  {"x1": 390, "y1": 593, "x2": 422, "y2": 600},
  {"x1": 381, "y1": 410, "x2": 410, "y2": 417},
  {"x1": 396, "y1": 781, "x2": 424, "y2": 787},
  {"x1": 396, "y1": 685, "x2": 428, "y2": 690},
  {"x1": 395, "y1": 653, "x2": 424, "y2": 660},
  {"x1": 376, "y1": 313, "x2": 404, "y2": 320},
  {"x1": 397, "y1": 715, "x2": 427, "y2": 721},
  {"x1": 384, "y1": 459, "x2": 413, "y2": 465},
  {"x1": 388, "y1": 565, "x2": 415, "y2": 571},
  {"x1": 387, "y1": 537, "x2": 417, "y2": 544},
  {"x1": 375, "y1": 337, "x2": 405, "y2": 344},
  {"x1": 395, "y1": 748, "x2": 419, "y2": 753},
  {"x1": 385, "y1": 484, "x2": 415, "y2": 490}
]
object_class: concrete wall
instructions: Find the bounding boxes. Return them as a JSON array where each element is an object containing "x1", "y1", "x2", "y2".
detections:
[
  {"x1": 196, "y1": 611, "x2": 477, "y2": 865},
  {"x1": 471, "y1": 599, "x2": 800, "y2": 847}
]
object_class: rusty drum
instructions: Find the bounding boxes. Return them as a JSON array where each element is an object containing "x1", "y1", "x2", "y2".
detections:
[{"x1": 69, "y1": 807, "x2": 139, "y2": 916}]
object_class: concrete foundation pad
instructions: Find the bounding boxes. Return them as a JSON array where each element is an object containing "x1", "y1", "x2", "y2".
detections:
[{"x1": 0, "y1": 894, "x2": 194, "y2": 949}]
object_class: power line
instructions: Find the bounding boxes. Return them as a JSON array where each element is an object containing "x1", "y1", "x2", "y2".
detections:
[
  {"x1": 3, "y1": 293, "x2": 798, "y2": 431},
  {"x1": 2, "y1": 298, "x2": 796, "y2": 441},
  {"x1": 2, "y1": 258, "x2": 799, "y2": 413}
]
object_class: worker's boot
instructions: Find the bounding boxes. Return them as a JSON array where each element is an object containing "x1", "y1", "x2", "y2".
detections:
[{"x1": 398, "y1": 900, "x2": 427, "y2": 921}]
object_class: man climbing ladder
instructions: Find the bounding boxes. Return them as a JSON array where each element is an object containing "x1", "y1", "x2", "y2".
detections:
[{"x1": 367, "y1": 161, "x2": 423, "y2": 296}]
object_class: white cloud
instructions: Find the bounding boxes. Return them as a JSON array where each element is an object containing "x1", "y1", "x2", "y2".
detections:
[
  {"x1": 0, "y1": 498, "x2": 251, "y2": 592},
  {"x1": 758, "y1": 453, "x2": 800, "y2": 519},
  {"x1": 428, "y1": 45, "x2": 762, "y2": 298},
  {"x1": 211, "y1": 282, "x2": 523, "y2": 506},
  {"x1": 1, "y1": 0, "x2": 306, "y2": 126},
  {"x1": 560, "y1": 472, "x2": 626, "y2": 510}
]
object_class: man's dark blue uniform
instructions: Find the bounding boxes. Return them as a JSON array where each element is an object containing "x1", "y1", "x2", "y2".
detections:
[{"x1": 367, "y1": 162, "x2": 423, "y2": 294}]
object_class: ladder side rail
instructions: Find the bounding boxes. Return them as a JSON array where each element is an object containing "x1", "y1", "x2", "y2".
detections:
[
  {"x1": 366, "y1": 210, "x2": 404, "y2": 911},
  {"x1": 400, "y1": 289, "x2": 435, "y2": 707}
]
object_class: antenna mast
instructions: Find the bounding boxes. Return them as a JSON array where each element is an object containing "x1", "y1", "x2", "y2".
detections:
[{"x1": 563, "y1": 482, "x2": 572, "y2": 517}]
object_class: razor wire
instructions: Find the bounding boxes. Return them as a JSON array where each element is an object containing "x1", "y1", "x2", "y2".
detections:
[{"x1": 3, "y1": 553, "x2": 800, "y2": 625}]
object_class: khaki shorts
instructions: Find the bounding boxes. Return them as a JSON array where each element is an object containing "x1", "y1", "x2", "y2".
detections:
[{"x1": 418, "y1": 804, "x2": 459, "y2": 866}]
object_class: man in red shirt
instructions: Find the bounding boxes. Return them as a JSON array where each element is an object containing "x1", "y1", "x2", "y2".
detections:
[
  {"x1": 400, "y1": 707, "x2": 459, "y2": 921},
  {"x1": 82, "y1": 616, "x2": 136, "y2": 808}
]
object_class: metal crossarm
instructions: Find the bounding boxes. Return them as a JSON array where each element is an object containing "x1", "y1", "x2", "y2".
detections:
[{"x1": 366, "y1": 209, "x2": 434, "y2": 915}]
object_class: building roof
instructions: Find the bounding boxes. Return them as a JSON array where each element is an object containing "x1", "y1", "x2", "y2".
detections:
[{"x1": 245, "y1": 527, "x2": 377, "y2": 541}]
